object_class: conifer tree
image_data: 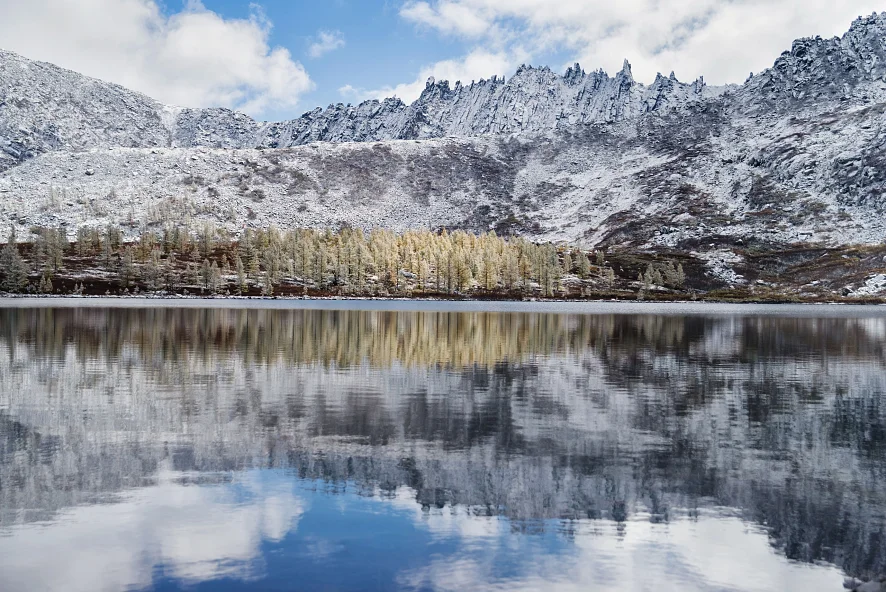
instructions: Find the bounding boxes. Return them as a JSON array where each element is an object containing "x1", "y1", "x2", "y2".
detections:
[
  {"x1": 162, "y1": 227, "x2": 172, "y2": 254},
  {"x1": 106, "y1": 225, "x2": 122, "y2": 251},
  {"x1": 201, "y1": 259, "x2": 211, "y2": 290},
  {"x1": 145, "y1": 249, "x2": 163, "y2": 290},
  {"x1": 577, "y1": 252, "x2": 591, "y2": 278},
  {"x1": 102, "y1": 234, "x2": 113, "y2": 269},
  {"x1": 248, "y1": 248, "x2": 260, "y2": 278},
  {"x1": 209, "y1": 261, "x2": 222, "y2": 294},
  {"x1": 38, "y1": 269, "x2": 53, "y2": 294},
  {"x1": 1, "y1": 228, "x2": 28, "y2": 293},
  {"x1": 51, "y1": 227, "x2": 67, "y2": 270},
  {"x1": 199, "y1": 223, "x2": 214, "y2": 259},
  {"x1": 235, "y1": 254, "x2": 247, "y2": 293},
  {"x1": 261, "y1": 271, "x2": 273, "y2": 296},
  {"x1": 32, "y1": 228, "x2": 48, "y2": 273},
  {"x1": 121, "y1": 246, "x2": 135, "y2": 288},
  {"x1": 76, "y1": 227, "x2": 89, "y2": 257},
  {"x1": 165, "y1": 253, "x2": 179, "y2": 291},
  {"x1": 562, "y1": 252, "x2": 573, "y2": 275}
]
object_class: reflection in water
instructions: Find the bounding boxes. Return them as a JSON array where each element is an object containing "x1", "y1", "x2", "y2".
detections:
[
  {"x1": 0, "y1": 306, "x2": 885, "y2": 591},
  {"x1": 0, "y1": 466, "x2": 303, "y2": 592}
]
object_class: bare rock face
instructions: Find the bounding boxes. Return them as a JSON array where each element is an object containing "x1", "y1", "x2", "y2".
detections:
[
  {"x1": 1, "y1": 12, "x2": 886, "y2": 255},
  {"x1": 4, "y1": 12, "x2": 886, "y2": 159},
  {"x1": 154, "y1": 61, "x2": 725, "y2": 150}
]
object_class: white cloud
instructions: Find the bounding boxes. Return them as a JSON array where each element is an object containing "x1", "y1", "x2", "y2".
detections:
[
  {"x1": 308, "y1": 30, "x2": 346, "y2": 58},
  {"x1": 341, "y1": 47, "x2": 523, "y2": 104},
  {"x1": 401, "y1": 1, "x2": 490, "y2": 37},
  {"x1": 395, "y1": 512, "x2": 846, "y2": 592},
  {"x1": 0, "y1": 467, "x2": 305, "y2": 592},
  {"x1": 392, "y1": 0, "x2": 885, "y2": 90},
  {"x1": 0, "y1": 0, "x2": 314, "y2": 117}
]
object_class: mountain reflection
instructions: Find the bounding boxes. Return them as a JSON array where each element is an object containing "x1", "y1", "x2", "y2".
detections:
[{"x1": 0, "y1": 306, "x2": 885, "y2": 585}]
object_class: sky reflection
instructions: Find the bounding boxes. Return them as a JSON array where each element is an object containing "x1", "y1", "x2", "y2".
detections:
[{"x1": 0, "y1": 468, "x2": 846, "y2": 592}]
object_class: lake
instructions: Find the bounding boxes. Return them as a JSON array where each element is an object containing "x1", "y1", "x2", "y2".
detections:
[{"x1": 0, "y1": 299, "x2": 884, "y2": 591}]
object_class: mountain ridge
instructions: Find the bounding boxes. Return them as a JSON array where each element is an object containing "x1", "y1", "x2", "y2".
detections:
[
  {"x1": 2, "y1": 13, "x2": 886, "y2": 294},
  {"x1": 5, "y1": 11, "x2": 884, "y2": 162},
  {"x1": 0, "y1": 45, "x2": 726, "y2": 162}
]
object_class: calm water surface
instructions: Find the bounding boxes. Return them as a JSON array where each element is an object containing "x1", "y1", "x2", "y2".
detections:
[{"x1": 1, "y1": 299, "x2": 885, "y2": 592}]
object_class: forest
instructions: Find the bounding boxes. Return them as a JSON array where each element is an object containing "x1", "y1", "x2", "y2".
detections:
[{"x1": 0, "y1": 224, "x2": 690, "y2": 299}]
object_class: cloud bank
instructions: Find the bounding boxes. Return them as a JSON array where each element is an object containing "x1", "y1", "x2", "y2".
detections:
[
  {"x1": 0, "y1": 0, "x2": 314, "y2": 117},
  {"x1": 361, "y1": 0, "x2": 884, "y2": 103},
  {"x1": 340, "y1": 48, "x2": 521, "y2": 103}
]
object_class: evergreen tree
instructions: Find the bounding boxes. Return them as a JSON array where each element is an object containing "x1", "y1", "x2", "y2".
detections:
[
  {"x1": 0, "y1": 228, "x2": 28, "y2": 293},
  {"x1": 51, "y1": 227, "x2": 67, "y2": 270},
  {"x1": 235, "y1": 254, "x2": 247, "y2": 293},
  {"x1": 209, "y1": 261, "x2": 222, "y2": 294},
  {"x1": 145, "y1": 249, "x2": 163, "y2": 290},
  {"x1": 577, "y1": 252, "x2": 591, "y2": 279},
  {"x1": 562, "y1": 252, "x2": 573, "y2": 275},
  {"x1": 199, "y1": 223, "x2": 214, "y2": 259},
  {"x1": 165, "y1": 253, "x2": 179, "y2": 291},
  {"x1": 121, "y1": 246, "x2": 135, "y2": 287},
  {"x1": 76, "y1": 227, "x2": 89, "y2": 257},
  {"x1": 201, "y1": 259, "x2": 211, "y2": 290},
  {"x1": 261, "y1": 271, "x2": 274, "y2": 296},
  {"x1": 38, "y1": 269, "x2": 53, "y2": 294}
]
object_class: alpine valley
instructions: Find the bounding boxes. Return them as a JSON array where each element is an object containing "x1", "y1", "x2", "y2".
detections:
[{"x1": 3, "y1": 13, "x2": 886, "y2": 299}]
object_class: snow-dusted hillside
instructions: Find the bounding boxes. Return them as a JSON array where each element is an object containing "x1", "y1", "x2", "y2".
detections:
[
  {"x1": 2, "y1": 99, "x2": 884, "y2": 250},
  {"x1": 2, "y1": 13, "x2": 886, "y2": 253}
]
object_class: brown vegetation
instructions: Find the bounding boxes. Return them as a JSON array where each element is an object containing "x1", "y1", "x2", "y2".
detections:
[
  {"x1": 0, "y1": 224, "x2": 657, "y2": 299},
  {"x1": 2, "y1": 223, "x2": 885, "y2": 303}
]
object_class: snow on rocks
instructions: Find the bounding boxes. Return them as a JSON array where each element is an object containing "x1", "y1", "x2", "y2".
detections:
[
  {"x1": 851, "y1": 274, "x2": 886, "y2": 296},
  {"x1": 1, "y1": 12, "x2": 886, "y2": 282},
  {"x1": 697, "y1": 250, "x2": 747, "y2": 286}
]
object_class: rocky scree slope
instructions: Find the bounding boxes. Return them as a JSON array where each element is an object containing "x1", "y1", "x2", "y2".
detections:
[{"x1": 2, "y1": 14, "x2": 886, "y2": 279}]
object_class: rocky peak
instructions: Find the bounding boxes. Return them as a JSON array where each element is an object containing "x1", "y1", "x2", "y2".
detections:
[
  {"x1": 741, "y1": 12, "x2": 886, "y2": 110},
  {"x1": 2, "y1": 14, "x2": 886, "y2": 165},
  {"x1": 842, "y1": 12, "x2": 886, "y2": 79},
  {"x1": 619, "y1": 59, "x2": 634, "y2": 80},
  {"x1": 564, "y1": 63, "x2": 585, "y2": 84}
]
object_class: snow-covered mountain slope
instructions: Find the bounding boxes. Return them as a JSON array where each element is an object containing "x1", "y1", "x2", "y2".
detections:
[
  {"x1": 2, "y1": 92, "x2": 884, "y2": 250},
  {"x1": 0, "y1": 51, "x2": 724, "y2": 163},
  {"x1": 5, "y1": 12, "x2": 885, "y2": 157},
  {"x1": 2, "y1": 13, "x2": 886, "y2": 251},
  {"x1": 0, "y1": 50, "x2": 175, "y2": 168}
]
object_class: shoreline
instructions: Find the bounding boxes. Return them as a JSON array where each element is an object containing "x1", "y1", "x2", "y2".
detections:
[
  {"x1": 3, "y1": 295, "x2": 886, "y2": 316},
  {"x1": 1, "y1": 291, "x2": 885, "y2": 305}
]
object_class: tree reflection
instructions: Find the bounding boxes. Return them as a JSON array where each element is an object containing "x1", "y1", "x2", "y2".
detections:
[{"x1": 0, "y1": 306, "x2": 884, "y2": 579}]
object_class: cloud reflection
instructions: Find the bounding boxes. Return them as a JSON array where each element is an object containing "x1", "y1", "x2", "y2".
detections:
[
  {"x1": 395, "y1": 511, "x2": 846, "y2": 592},
  {"x1": 0, "y1": 465, "x2": 305, "y2": 592}
]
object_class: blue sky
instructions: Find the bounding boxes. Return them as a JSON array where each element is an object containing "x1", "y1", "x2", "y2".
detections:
[
  {"x1": 163, "y1": 0, "x2": 886, "y2": 120},
  {"x1": 0, "y1": 0, "x2": 882, "y2": 120},
  {"x1": 184, "y1": 0, "x2": 571, "y2": 119},
  {"x1": 190, "y1": 1, "x2": 464, "y2": 114}
]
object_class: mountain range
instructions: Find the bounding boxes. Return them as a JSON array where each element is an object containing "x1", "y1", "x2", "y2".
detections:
[{"x1": 1, "y1": 13, "x2": 886, "y2": 287}]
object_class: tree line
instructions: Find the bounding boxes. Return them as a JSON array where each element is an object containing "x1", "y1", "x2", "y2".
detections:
[{"x1": 0, "y1": 224, "x2": 684, "y2": 297}]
